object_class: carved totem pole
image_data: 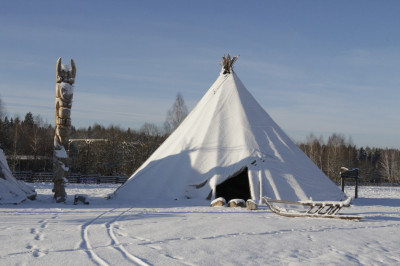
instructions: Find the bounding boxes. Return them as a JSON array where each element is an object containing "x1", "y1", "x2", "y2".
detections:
[{"x1": 53, "y1": 58, "x2": 76, "y2": 202}]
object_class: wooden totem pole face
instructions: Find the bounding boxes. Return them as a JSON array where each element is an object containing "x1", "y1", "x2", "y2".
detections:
[
  {"x1": 55, "y1": 58, "x2": 76, "y2": 147},
  {"x1": 56, "y1": 58, "x2": 76, "y2": 84}
]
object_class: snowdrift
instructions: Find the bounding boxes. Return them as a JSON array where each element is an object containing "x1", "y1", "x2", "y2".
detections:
[{"x1": 0, "y1": 149, "x2": 36, "y2": 204}]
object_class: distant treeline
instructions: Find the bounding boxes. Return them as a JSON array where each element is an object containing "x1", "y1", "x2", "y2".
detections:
[
  {"x1": 0, "y1": 112, "x2": 167, "y2": 176},
  {"x1": 0, "y1": 112, "x2": 399, "y2": 184},
  {"x1": 297, "y1": 133, "x2": 399, "y2": 184}
]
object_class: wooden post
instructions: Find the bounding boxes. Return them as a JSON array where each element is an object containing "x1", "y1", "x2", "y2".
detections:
[
  {"x1": 341, "y1": 177, "x2": 345, "y2": 192},
  {"x1": 355, "y1": 178, "x2": 358, "y2": 198},
  {"x1": 340, "y1": 168, "x2": 359, "y2": 199}
]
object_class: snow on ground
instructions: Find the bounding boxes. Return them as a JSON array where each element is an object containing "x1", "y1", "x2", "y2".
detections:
[{"x1": 1, "y1": 183, "x2": 399, "y2": 266}]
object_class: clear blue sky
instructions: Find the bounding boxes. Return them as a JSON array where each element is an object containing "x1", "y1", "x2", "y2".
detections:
[{"x1": 1, "y1": 0, "x2": 399, "y2": 149}]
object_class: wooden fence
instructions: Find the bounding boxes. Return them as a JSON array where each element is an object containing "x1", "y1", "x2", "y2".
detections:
[{"x1": 13, "y1": 171, "x2": 129, "y2": 184}]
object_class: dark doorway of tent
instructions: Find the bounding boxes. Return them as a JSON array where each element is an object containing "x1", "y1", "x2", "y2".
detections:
[{"x1": 215, "y1": 167, "x2": 251, "y2": 201}]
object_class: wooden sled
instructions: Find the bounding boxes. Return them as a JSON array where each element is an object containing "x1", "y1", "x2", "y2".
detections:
[{"x1": 262, "y1": 196, "x2": 363, "y2": 221}]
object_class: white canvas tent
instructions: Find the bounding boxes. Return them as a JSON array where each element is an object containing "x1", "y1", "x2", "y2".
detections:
[
  {"x1": 0, "y1": 148, "x2": 36, "y2": 204},
  {"x1": 114, "y1": 57, "x2": 346, "y2": 204}
]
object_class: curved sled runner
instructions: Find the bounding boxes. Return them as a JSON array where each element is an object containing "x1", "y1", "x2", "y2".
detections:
[{"x1": 262, "y1": 196, "x2": 363, "y2": 221}]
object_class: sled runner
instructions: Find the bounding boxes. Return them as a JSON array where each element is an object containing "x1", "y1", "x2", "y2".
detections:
[{"x1": 262, "y1": 196, "x2": 363, "y2": 221}]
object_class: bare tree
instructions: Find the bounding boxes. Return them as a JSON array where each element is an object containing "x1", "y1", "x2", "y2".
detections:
[
  {"x1": 379, "y1": 149, "x2": 400, "y2": 183},
  {"x1": 140, "y1": 123, "x2": 162, "y2": 136},
  {"x1": 164, "y1": 93, "x2": 188, "y2": 135},
  {"x1": 304, "y1": 133, "x2": 324, "y2": 170}
]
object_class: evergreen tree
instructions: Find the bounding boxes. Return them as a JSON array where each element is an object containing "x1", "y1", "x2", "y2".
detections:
[
  {"x1": 0, "y1": 97, "x2": 5, "y2": 121},
  {"x1": 23, "y1": 112, "x2": 34, "y2": 127}
]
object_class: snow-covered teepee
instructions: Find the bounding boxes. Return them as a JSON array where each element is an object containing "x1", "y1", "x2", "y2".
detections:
[
  {"x1": 0, "y1": 148, "x2": 36, "y2": 204},
  {"x1": 113, "y1": 55, "x2": 345, "y2": 204}
]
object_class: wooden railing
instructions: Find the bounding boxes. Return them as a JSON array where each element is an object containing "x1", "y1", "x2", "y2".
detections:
[{"x1": 13, "y1": 171, "x2": 129, "y2": 184}]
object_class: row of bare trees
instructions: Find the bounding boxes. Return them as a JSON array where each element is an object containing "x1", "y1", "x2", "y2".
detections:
[{"x1": 298, "y1": 133, "x2": 400, "y2": 184}]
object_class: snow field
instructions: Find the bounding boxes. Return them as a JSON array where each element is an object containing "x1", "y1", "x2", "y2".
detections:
[{"x1": 0, "y1": 183, "x2": 399, "y2": 265}]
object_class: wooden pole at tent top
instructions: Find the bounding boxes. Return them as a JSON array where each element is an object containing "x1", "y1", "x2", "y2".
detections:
[{"x1": 220, "y1": 54, "x2": 239, "y2": 74}]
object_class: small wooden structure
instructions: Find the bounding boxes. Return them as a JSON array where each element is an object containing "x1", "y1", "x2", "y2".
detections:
[{"x1": 340, "y1": 167, "x2": 359, "y2": 198}]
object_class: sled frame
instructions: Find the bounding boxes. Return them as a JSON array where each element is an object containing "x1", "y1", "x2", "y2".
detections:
[{"x1": 262, "y1": 196, "x2": 363, "y2": 221}]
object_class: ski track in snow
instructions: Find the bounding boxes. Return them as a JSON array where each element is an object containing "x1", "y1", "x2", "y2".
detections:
[
  {"x1": 79, "y1": 208, "x2": 195, "y2": 266},
  {"x1": 80, "y1": 207, "x2": 150, "y2": 266},
  {"x1": 113, "y1": 214, "x2": 199, "y2": 266},
  {"x1": 136, "y1": 222, "x2": 400, "y2": 246}
]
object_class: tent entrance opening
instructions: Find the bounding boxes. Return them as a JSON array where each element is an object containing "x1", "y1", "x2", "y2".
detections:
[{"x1": 215, "y1": 167, "x2": 251, "y2": 201}]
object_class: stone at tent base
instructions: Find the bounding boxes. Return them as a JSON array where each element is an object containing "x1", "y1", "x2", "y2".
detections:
[
  {"x1": 74, "y1": 194, "x2": 89, "y2": 205},
  {"x1": 246, "y1": 199, "x2": 258, "y2": 210},
  {"x1": 228, "y1": 199, "x2": 246, "y2": 208},
  {"x1": 27, "y1": 194, "x2": 37, "y2": 201},
  {"x1": 211, "y1": 197, "x2": 226, "y2": 207}
]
